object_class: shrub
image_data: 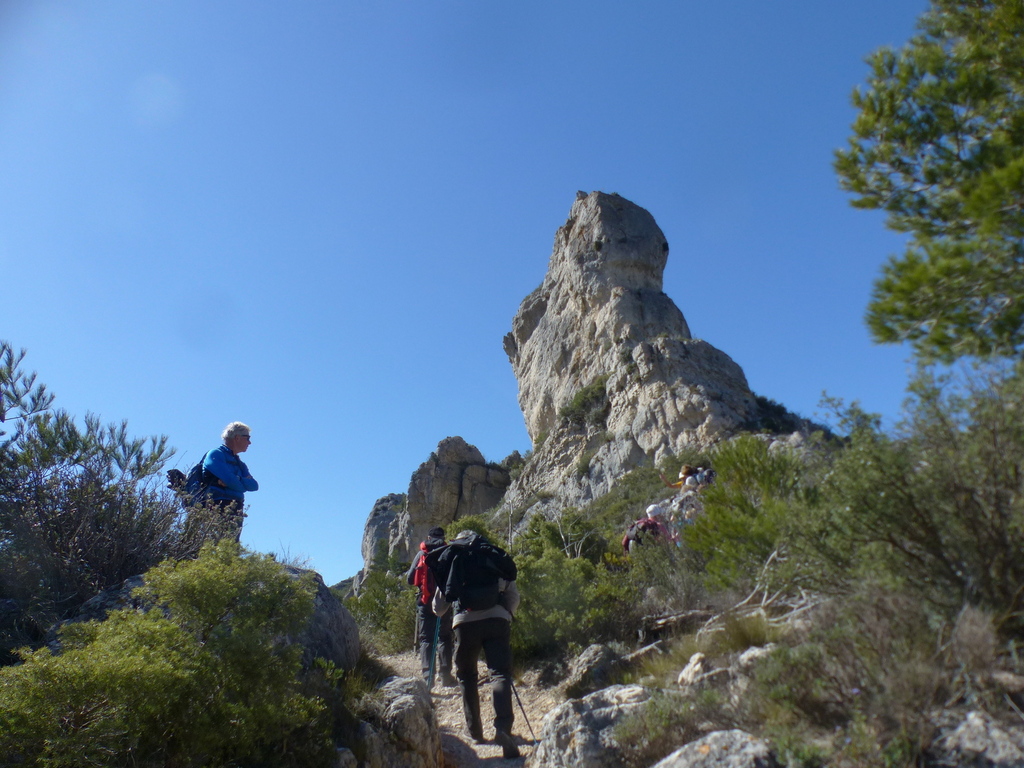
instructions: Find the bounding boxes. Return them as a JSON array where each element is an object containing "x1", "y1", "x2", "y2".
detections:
[
  {"x1": 583, "y1": 464, "x2": 670, "y2": 536},
  {"x1": 345, "y1": 568, "x2": 416, "y2": 655},
  {"x1": 0, "y1": 345, "x2": 208, "y2": 665},
  {"x1": 510, "y1": 514, "x2": 710, "y2": 659},
  {"x1": 0, "y1": 541, "x2": 335, "y2": 767},
  {"x1": 344, "y1": 539, "x2": 416, "y2": 656},
  {"x1": 615, "y1": 688, "x2": 734, "y2": 768},
  {"x1": 792, "y1": 364, "x2": 1024, "y2": 632},
  {"x1": 685, "y1": 435, "x2": 810, "y2": 591},
  {"x1": 559, "y1": 374, "x2": 610, "y2": 427},
  {"x1": 747, "y1": 585, "x2": 955, "y2": 766}
]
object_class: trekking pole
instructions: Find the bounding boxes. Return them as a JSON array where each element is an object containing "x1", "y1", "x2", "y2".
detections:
[
  {"x1": 510, "y1": 680, "x2": 538, "y2": 744},
  {"x1": 426, "y1": 615, "x2": 441, "y2": 690}
]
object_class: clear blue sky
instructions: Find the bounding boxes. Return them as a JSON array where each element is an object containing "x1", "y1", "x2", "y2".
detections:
[{"x1": 0, "y1": 1, "x2": 927, "y2": 585}]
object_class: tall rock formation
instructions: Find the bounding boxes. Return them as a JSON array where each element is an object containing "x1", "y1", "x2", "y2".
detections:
[
  {"x1": 501, "y1": 191, "x2": 757, "y2": 513},
  {"x1": 356, "y1": 437, "x2": 511, "y2": 580}
]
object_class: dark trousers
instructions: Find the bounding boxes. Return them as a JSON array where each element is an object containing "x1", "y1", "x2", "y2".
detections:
[
  {"x1": 415, "y1": 603, "x2": 453, "y2": 678},
  {"x1": 454, "y1": 617, "x2": 514, "y2": 735}
]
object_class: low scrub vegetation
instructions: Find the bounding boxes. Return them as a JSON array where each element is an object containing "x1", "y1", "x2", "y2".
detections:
[{"x1": 0, "y1": 541, "x2": 336, "y2": 767}]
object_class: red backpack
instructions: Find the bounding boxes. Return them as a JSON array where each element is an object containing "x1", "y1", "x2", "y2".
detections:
[
  {"x1": 622, "y1": 517, "x2": 663, "y2": 553},
  {"x1": 412, "y1": 536, "x2": 446, "y2": 605}
]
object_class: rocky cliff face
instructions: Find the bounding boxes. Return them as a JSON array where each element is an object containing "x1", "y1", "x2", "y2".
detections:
[
  {"x1": 501, "y1": 191, "x2": 757, "y2": 513},
  {"x1": 357, "y1": 437, "x2": 511, "y2": 578}
]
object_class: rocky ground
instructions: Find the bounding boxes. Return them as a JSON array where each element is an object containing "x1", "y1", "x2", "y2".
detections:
[{"x1": 381, "y1": 650, "x2": 561, "y2": 766}]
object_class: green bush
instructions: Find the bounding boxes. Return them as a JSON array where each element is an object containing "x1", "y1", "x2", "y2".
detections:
[
  {"x1": 345, "y1": 568, "x2": 416, "y2": 655},
  {"x1": 510, "y1": 514, "x2": 709, "y2": 660},
  {"x1": 685, "y1": 435, "x2": 810, "y2": 591},
  {"x1": 792, "y1": 364, "x2": 1024, "y2": 632},
  {"x1": 0, "y1": 540, "x2": 335, "y2": 767},
  {"x1": 510, "y1": 516, "x2": 634, "y2": 659},
  {"x1": 0, "y1": 343, "x2": 213, "y2": 664},
  {"x1": 559, "y1": 374, "x2": 610, "y2": 427},
  {"x1": 747, "y1": 585, "x2": 956, "y2": 766},
  {"x1": 614, "y1": 688, "x2": 734, "y2": 768}
]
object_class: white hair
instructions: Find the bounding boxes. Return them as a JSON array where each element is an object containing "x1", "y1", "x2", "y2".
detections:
[{"x1": 222, "y1": 421, "x2": 251, "y2": 441}]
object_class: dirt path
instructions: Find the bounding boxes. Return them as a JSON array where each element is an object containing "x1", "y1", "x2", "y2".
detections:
[{"x1": 381, "y1": 651, "x2": 561, "y2": 766}]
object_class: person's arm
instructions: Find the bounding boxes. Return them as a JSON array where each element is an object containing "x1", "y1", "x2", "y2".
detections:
[
  {"x1": 405, "y1": 551, "x2": 423, "y2": 585},
  {"x1": 659, "y1": 472, "x2": 681, "y2": 489},
  {"x1": 236, "y1": 459, "x2": 258, "y2": 492},
  {"x1": 500, "y1": 579, "x2": 521, "y2": 616},
  {"x1": 205, "y1": 450, "x2": 257, "y2": 493}
]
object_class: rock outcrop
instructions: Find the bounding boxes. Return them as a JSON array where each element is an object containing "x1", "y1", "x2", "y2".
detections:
[
  {"x1": 527, "y1": 684, "x2": 652, "y2": 768},
  {"x1": 928, "y1": 710, "x2": 1024, "y2": 767},
  {"x1": 357, "y1": 437, "x2": 512, "y2": 576},
  {"x1": 501, "y1": 191, "x2": 758, "y2": 514},
  {"x1": 284, "y1": 565, "x2": 360, "y2": 671},
  {"x1": 357, "y1": 493, "x2": 407, "y2": 587},
  {"x1": 652, "y1": 731, "x2": 777, "y2": 768},
  {"x1": 346, "y1": 677, "x2": 443, "y2": 768}
]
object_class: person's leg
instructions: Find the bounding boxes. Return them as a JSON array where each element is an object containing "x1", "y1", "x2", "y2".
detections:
[
  {"x1": 416, "y1": 604, "x2": 436, "y2": 678},
  {"x1": 438, "y1": 609, "x2": 456, "y2": 686},
  {"x1": 454, "y1": 622, "x2": 484, "y2": 742},
  {"x1": 480, "y1": 618, "x2": 518, "y2": 758}
]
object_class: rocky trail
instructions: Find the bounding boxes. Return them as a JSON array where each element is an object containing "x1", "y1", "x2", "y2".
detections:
[{"x1": 381, "y1": 651, "x2": 561, "y2": 766}]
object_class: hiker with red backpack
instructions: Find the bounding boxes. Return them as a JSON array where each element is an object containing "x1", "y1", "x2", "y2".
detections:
[
  {"x1": 622, "y1": 504, "x2": 676, "y2": 554},
  {"x1": 427, "y1": 530, "x2": 521, "y2": 759},
  {"x1": 405, "y1": 526, "x2": 456, "y2": 688}
]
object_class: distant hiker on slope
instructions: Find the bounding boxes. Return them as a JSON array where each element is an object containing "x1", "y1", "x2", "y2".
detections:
[
  {"x1": 661, "y1": 464, "x2": 716, "y2": 531},
  {"x1": 405, "y1": 526, "x2": 456, "y2": 689},
  {"x1": 660, "y1": 464, "x2": 700, "y2": 492},
  {"x1": 622, "y1": 504, "x2": 675, "y2": 555},
  {"x1": 428, "y1": 530, "x2": 522, "y2": 759}
]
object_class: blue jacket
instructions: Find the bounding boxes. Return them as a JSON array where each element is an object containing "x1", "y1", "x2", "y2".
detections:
[{"x1": 203, "y1": 444, "x2": 258, "y2": 503}]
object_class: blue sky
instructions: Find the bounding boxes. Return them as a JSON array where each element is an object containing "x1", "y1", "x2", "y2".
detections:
[{"x1": 0, "y1": 1, "x2": 927, "y2": 585}]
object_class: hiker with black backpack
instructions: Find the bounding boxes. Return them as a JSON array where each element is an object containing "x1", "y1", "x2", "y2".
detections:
[
  {"x1": 405, "y1": 526, "x2": 456, "y2": 689},
  {"x1": 427, "y1": 530, "x2": 521, "y2": 759}
]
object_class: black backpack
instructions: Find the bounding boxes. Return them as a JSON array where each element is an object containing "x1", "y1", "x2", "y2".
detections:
[
  {"x1": 427, "y1": 532, "x2": 517, "y2": 611},
  {"x1": 167, "y1": 452, "x2": 211, "y2": 509}
]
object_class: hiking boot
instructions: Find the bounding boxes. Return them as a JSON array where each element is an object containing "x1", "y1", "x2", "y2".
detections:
[
  {"x1": 440, "y1": 671, "x2": 458, "y2": 688},
  {"x1": 494, "y1": 729, "x2": 520, "y2": 759},
  {"x1": 467, "y1": 725, "x2": 485, "y2": 744}
]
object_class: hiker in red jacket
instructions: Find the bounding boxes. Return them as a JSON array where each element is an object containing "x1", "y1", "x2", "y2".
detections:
[
  {"x1": 405, "y1": 526, "x2": 456, "y2": 688},
  {"x1": 622, "y1": 504, "x2": 675, "y2": 554}
]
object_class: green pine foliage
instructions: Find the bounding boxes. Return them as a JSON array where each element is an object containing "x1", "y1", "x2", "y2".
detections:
[
  {"x1": 835, "y1": 0, "x2": 1024, "y2": 362},
  {"x1": 0, "y1": 541, "x2": 335, "y2": 767},
  {"x1": 510, "y1": 514, "x2": 707, "y2": 660}
]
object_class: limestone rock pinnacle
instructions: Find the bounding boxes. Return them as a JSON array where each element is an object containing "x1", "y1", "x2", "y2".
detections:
[{"x1": 501, "y1": 191, "x2": 757, "y2": 511}]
